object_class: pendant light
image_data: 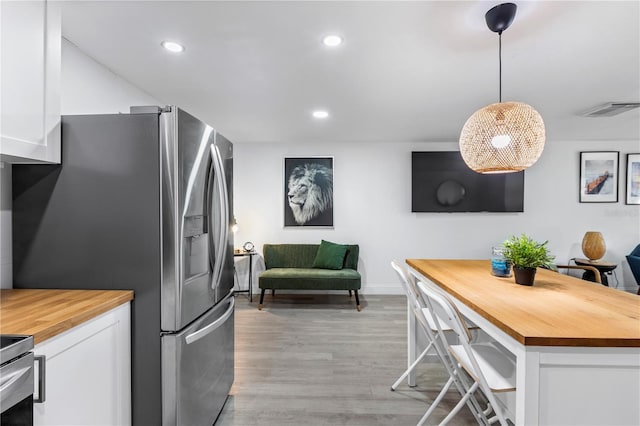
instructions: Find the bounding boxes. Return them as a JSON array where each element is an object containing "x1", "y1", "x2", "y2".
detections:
[{"x1": 459, "y1": 3, "x2": 545, "y2": 174}]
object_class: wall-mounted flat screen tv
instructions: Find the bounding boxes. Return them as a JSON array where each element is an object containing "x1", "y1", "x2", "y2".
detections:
[{"x1": 412, "y1": 151, "x2": 524, "y2": 213}]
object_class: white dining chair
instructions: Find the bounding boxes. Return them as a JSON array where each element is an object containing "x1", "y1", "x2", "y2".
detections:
[
  {"x1": 390, "y1": 260, "x2": 448, "y2": 391},
  {"x1": 416, "y1": 280, "x2": 516, "y2": 426},
  {"x1": 390, "y1": 261, "x2": 487, "y2": 425}
]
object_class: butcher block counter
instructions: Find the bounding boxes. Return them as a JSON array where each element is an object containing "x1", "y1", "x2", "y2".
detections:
[
  {"x1": 0, "y1": 288, "x2": 134, "y2": 344},
  {"x1": 407, "y1": 259, "x2": 640, "y2": 347}
]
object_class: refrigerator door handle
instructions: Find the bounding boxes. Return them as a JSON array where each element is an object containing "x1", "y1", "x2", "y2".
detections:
[
  {"x1": 185, "y1": 296, "x2": 234, "y2": 345},
  {"x1": 208, "y1": 144, "x2": 229, "y2": 290}
]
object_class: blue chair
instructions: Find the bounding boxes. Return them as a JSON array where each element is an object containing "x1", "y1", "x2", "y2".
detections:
[{"x1": 625, "y1": 244, "x2": 640, "y2": 295}]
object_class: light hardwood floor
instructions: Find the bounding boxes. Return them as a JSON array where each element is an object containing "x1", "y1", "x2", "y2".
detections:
[{"x1": 216, "y1": 293, "x2": 477, "y2": 425}]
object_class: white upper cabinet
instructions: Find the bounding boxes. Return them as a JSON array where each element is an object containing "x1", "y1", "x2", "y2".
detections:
[{"x1": 1, "y1": 0, "x2": 61, "y2": 163}]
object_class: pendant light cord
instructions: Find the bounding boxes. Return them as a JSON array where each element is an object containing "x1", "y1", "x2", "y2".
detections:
[{"x1": 498, "y1": 31, "x2": 502, "y2": 103}]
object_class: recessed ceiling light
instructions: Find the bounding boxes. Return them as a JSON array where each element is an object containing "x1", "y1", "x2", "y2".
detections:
[
  {"x1": 312, "y1": 110, "x2": 329, "y2": 119},
  {"x1": 161, "y1": 41, "x2": 185, "y2": 53},
  {"x1": 322, "y1": 35, "x2": 343, "y2": 47}
]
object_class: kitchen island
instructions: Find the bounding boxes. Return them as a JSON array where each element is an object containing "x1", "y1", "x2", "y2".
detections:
[
  {"x1": 0, "y1": 289, "x2": 133, "y2": 425},
  {"x1": 406, "y1": 259, "x2": 640, "y2": 426}
]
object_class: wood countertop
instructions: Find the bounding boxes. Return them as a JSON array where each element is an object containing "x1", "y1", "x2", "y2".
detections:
[
  {"x1": 0, "y1": 289, "x2": 134, "y2": 344},
  {"x1": 406, "y1": 259, "x2": 640, "y2": 347}
]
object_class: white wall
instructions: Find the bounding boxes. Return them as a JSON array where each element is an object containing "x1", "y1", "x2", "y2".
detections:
[
  {"x1": 0, "y1": 39, "x2": 161, "y2": 288},
  {"x1": 62, "y1": 39, "x2": 160, "y2": 114},
  {"x1": 5, "y1": 38, "x2": 639, "y2": 293},
  {"x1": 234, "y1": 140, "x2": 640, "y2": 294}
]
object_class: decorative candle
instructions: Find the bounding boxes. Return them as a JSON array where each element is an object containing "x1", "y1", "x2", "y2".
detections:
[{"x1": 491, "y1": 246, "x2": 512, "y2": 277}]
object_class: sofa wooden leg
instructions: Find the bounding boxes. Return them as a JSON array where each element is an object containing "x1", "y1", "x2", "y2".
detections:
[
  {"x1": 258, "y1": 289, "x2": 265, "y2": 310},
  {"x1": 354, "y1": 290, "x2": 361, "y2": 311}
]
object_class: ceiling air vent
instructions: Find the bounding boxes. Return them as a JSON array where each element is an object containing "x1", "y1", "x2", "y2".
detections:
[{"x1": 581, "y1": 102, "x2": 640, "y2": 117}]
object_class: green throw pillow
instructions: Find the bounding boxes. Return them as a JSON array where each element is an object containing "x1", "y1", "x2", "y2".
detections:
[{"x1": 312, "y1": 240, "x2": 348, "y2": 270}]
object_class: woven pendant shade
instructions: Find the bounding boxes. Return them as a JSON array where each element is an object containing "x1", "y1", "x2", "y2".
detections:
[{"x1": 459, "y1": 101, "x2": 545, "y2": 173}]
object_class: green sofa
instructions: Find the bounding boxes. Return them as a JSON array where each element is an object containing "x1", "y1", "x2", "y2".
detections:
[{"x1": 258, "y1": 243, "x2": 361, "y2": 311}]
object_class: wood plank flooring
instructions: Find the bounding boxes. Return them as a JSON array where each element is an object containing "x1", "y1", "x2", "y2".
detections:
[{"x1": 216, "y1": 293, "x2": 477, "y2": 425}]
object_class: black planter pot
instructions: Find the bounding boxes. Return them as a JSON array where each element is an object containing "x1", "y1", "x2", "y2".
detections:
[{"x1": 513, "y1": 266, "x2": 536, "y2": 286}]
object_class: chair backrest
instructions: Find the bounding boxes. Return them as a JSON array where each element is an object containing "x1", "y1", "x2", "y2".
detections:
[
  {"x1": 391, "y1": 260, "x2": 430, "y2": 331},
  {"x1": 263, "y1": 244, "x2": 359, "y2": 270},
  {"x1": 416, "y1": 280, "x2": 473, "y2": 343},
  {"x1": 391, "y1": 260, "x2": 420, "y2": 306},
  {"x1": 626, "y1": 253, "x2": 640, "y2": 284},
  {"x1": 391, "y1": 260, "x2": 456, "y2": 333},
  {"x1": 392, "y1": 261, "x2": 457, "y2": 381}
]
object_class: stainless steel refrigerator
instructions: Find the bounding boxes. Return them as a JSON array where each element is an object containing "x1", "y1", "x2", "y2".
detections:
[{"x1": 13, "y1": 106, "x2": 234, "y2": 425}]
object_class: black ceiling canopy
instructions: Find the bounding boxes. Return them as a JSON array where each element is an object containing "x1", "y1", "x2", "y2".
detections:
[{"x1": 485, "y1": 3, "x2": 517, "y2": 34}]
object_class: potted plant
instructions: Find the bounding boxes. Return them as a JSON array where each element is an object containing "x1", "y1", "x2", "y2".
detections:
[{"x1": 502, "y1": 234, "x2": 555, "y2": 286}]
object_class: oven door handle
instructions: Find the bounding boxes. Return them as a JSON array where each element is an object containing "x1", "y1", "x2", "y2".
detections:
[{"x1": 34, "y1": 355, "x2": 46, "y2": 403}]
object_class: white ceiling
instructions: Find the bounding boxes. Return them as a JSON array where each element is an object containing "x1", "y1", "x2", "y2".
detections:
[{"x1": 60, "y1": 0, "x2": 640, "y2": 144}]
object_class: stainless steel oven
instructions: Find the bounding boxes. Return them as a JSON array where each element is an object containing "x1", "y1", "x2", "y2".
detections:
[{"x1": 0, "y1": 335, "x2": 35, "y2": 425}]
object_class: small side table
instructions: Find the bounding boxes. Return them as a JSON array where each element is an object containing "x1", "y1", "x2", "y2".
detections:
[
  {"x1": 573, "y1": 258, "x2": 617, "y2": 286},
  {"x1": 234, "y1": 251, "x2": 258, "y2": 301}
]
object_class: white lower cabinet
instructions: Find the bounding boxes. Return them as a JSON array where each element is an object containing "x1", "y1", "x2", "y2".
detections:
[{"x1": 33, "y1": 303, "x2": 131, "y2": 426}]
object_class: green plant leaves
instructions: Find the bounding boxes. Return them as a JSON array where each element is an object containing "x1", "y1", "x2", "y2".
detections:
[{"x1": 502, "y1": 234, "x2": 555, "y2": 269}]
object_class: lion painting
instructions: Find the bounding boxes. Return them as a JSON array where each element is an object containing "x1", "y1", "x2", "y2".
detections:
[{"x1": 286, "y1": 163, "x2": 333, "y2": 226}]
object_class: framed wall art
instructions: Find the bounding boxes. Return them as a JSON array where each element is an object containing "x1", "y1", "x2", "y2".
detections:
[
  {"x1": 284, "y1": 157, "x2": 333, "y2": 227},
  {"x1": 626, "y1": 153, "x2": 640, "y2": 205},
  {"x1": 579, "y1": 151, "x2": 619, "y2": 203}
]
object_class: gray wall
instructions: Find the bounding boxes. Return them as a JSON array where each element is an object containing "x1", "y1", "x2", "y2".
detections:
[{"x1": 0, "y1": 39, "x2": 161, "y2": 288}]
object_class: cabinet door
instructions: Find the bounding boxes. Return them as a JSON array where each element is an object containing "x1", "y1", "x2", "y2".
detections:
[
  {"x1": 0, "y1": 0, "x2": 60, "y2": 163},
  {"x1": 33, "y1": 304, "x2": 131, "y2": 426}
]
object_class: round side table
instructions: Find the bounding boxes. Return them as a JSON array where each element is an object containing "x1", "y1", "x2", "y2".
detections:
[{"x1": 573, "y1": 258, "x2": 617, "y2": 286}]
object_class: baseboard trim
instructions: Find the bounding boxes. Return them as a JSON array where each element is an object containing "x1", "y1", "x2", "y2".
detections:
[{"x1": 247, "y1": 286, "x2": 404, "y2": 296}]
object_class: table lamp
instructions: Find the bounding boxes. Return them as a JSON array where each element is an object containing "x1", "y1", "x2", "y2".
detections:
[{"x1": 581, "y1": 231, "x2": 606, "y2": 261}]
